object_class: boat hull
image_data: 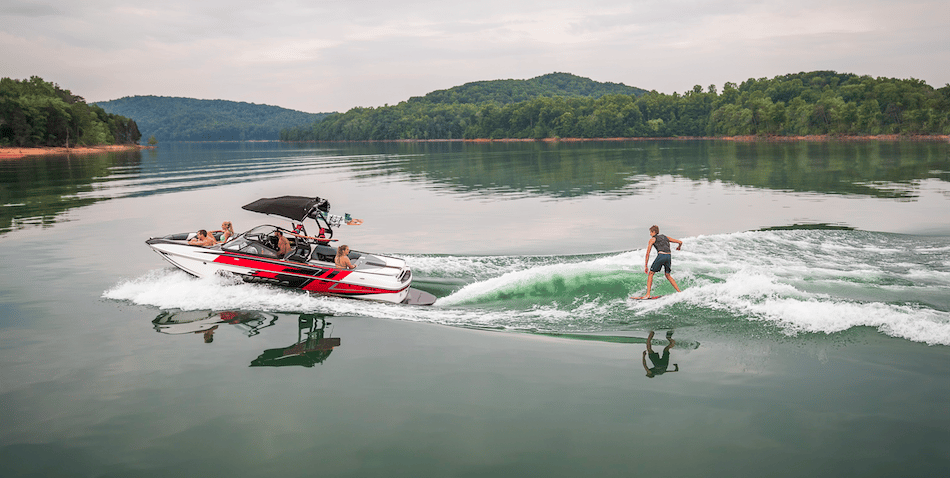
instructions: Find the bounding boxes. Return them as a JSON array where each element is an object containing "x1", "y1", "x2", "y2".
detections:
[{"x1": 146, "y1": 237, "x2": 429, "y2": 304}]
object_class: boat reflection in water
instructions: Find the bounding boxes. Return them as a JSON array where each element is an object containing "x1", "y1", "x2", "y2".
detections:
[
  {"x1": 152, "y1": 310, "x2": 278, "y2": 342},
  {"x1": 250, "y1": 314, "x2": 340, "y2": 368},
  {"x1": 150, "y1": 310, "x2": 341, "y2": 367}
]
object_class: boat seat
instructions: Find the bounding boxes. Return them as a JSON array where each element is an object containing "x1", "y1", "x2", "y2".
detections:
[
  {"x1": 284, "y1": 244, "x2": 311, "y2": 263},
  {"x1": 311, "y1": 244, "x2": 338, "y2": 263},
  {"x1": 309, "y1": 244, "x2": 363, "y2": 264}
]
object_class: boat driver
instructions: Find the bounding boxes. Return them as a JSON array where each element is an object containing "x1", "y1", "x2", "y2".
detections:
[{"x1": 274, "y1": 230, "x2": 292, "y2": 256}]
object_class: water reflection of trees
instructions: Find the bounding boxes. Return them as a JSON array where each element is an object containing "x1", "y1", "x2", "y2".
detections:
[
  {"x1": 335, "y1": 140, "x2": 950, "y2": 200},
  {"x1": 0, "y1": 150, "x2": 142, "y2": 235},
  {"x1": 4, "y1": 140, "x2": 946, "y2": 237}
]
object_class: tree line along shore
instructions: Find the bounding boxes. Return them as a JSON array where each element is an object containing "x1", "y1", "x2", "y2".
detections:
[
  {"x1": 2, "y1": 134, "x2": 944, "y2": 161},
  {"x1": 1, "y1": 77, "x2": 141, "y2": 150},
  {"x1": 4, "y1": 72, "x2": 948, "y2": 156},
  {"x1": 281, "y1": 71, "x2": 950, "y2": 142}
]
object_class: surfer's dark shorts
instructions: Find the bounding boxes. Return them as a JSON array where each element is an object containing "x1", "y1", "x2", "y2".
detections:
[
  {"x1": 648, "y1": 350, "x2": 671, "y2": 374},
  {"x1": 650, "y1": 254, "x2": 672, "y2": 273}
]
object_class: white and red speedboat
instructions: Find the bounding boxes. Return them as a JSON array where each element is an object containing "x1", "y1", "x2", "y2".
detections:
[{"x1": 146, "y1": 196, "x2": 436, "y2": 305}]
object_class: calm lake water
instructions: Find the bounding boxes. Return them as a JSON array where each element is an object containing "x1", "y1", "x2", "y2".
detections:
[{"x1": 2, "y1": 140, "x2": 949, "y2": 477}]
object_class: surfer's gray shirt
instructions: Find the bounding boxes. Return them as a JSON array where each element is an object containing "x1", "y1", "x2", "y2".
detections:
[{"x1": 653, "y1": 234, "x2": 671, "y2": 253}]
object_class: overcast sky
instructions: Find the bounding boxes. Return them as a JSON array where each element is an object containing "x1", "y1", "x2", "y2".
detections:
[{"x1": 2, "y1": 0, "x2": 948, "y2": 113}]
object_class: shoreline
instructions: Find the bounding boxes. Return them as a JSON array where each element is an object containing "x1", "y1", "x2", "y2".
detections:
[
  {"x1": 0, "y1": 144, "x2": 153, "y2": 160},
  {"x1": 4, "y1": 135, "x2": 944, "y2": 159},
  {"x1": 289, "y1": 134, "x2": 950, "y2": 144}
]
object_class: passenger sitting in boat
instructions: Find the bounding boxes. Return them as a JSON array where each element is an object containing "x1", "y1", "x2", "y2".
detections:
[
  {"x1": 213, "y1": 221, "x2": 235, "y2": 243},
  {"x1": 335, "y1": 245, "x2": 356, "y2": 269},
  {"x1": 188, "y1": 229, "x2": 216, "y2": 247},
  {"x1": 274, "y1": 230, "x2": 292, "y2": 256}
]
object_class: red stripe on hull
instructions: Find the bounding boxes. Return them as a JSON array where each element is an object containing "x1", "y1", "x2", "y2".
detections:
[
  {"x1": 301, "y1": 279, "x2": 407, "y2": 295},
  {"x1": 215, "y1": 255, "x2": 278, "y2": 271},
  {"x1": 213, "y1": 252, "x2": 406, "y2": 295}
]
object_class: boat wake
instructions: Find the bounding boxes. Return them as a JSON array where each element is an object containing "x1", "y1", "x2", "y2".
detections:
[{"x1": 105, "y1": 230, "x2": 950, "y2": 345}]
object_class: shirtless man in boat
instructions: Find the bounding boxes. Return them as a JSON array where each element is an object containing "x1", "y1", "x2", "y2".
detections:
[
  {"x1": 274, "y1": 230, "x2": 292, "y2": 256},
  {"x1": 188, "y1": 229, "x2": 217, "y2": 247}
]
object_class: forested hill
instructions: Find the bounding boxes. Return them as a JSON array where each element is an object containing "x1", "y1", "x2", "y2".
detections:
[
  {"x1": 282, "y1": 73, "x2": 648, "y2": 141},
  {"x1": 95, "y1": 96, "x2": 333, "y2": 142},
  {"x1": 1, "y1": 76, "x2": 140, "y2": 147},
  {"x1": 282, "y1": 71, "x2": 950, "y2": 141},
  {"x1": 408, "y1": 72, "x2": 647, "y2": 105}
]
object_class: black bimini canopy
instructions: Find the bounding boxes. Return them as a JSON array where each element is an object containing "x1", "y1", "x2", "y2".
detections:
[{"x1": 241, "y1": 196, "x2": 330, "y2": 222}]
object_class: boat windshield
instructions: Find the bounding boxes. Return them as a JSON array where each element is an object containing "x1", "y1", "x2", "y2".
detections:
[
  {"x1": 243, "y1": 225, "x2": 277, "y2": 238},
  {"x1": 221, "y1": 225, "x2": 280, "y2": 258}
]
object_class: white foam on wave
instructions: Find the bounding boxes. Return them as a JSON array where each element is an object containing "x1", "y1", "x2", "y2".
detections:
[
  {"x1": 612, "y1": 230, "x2": 950, "y2": 345},
  {"x1": 904, "y1": 267, "x2": 950, "y2": 285},
  {"x1": 102, "y1": 269, "x2": 331, "y2": 312},
  {"x1": 687, "y1": 230, "x2": 950, "y2": 289},
  {"x1": 403, "y1": 254, "x2": 542, "y2": 279},
  {"x1": 102, "y1": 268, "x2": 617, "y2": 332},
  {"x1": 917, "y1": 245, "x2": 950, "y2": 253},
  {"x1": 627, "y1": 261, "x2": 950, "y2": 346}
]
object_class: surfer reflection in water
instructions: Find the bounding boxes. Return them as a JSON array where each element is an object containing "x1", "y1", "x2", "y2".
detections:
[
  {"x1": 642, "y1": 330, "x2": 679, "y2": 378},
  {"x1": 199, "y1": 325, "x2": 218, "y2": 343}
]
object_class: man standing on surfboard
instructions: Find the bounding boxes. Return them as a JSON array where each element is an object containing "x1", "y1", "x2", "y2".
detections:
[{"x1": 634, "y1": 225, "x2": 683, "y2": 299}]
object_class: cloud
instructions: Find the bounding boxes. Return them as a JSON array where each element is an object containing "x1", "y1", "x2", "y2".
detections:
[
  {"x1": 2, "y1": 0, "x2": 61, "y2": 17},
  {"x1": 1, "y1": 0, "x2": 947, "y2": 113}
]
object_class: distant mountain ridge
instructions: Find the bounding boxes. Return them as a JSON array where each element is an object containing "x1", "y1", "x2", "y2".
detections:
[
  {"x1": 408, "y1": 72, "x2": 648, "y2": 105},
  {"x1": 95, "y1": 96, "x2": 333, "y2": 142}
]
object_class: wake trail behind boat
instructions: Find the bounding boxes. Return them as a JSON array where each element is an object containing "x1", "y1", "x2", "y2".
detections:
[{"x1": 105, "y1": 230, "x2": 950, "y2": 345}]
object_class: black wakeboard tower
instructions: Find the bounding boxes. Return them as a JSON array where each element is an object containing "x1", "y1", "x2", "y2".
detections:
[{"x1": 242, "y1": 196, "x2": 342, "y2": 241}]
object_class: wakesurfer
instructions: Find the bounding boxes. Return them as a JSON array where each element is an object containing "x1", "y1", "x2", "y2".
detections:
[{"x1": 634, "y1": 225, "x2": 682, "y2": 299}]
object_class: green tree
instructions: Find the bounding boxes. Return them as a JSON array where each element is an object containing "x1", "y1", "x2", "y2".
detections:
[
  {"x1": 280, "y1": 71, "x2": 949, "y2": 141},
  {"x1": 0, "y1": 76, "x2": 140, "y2": 147}
]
